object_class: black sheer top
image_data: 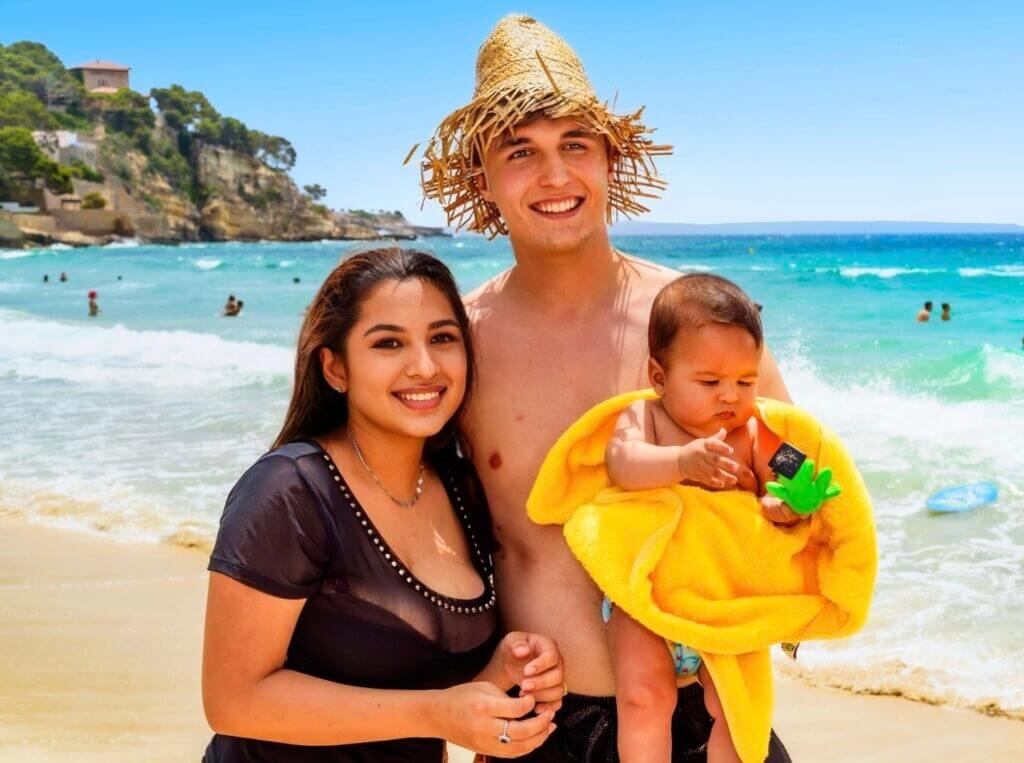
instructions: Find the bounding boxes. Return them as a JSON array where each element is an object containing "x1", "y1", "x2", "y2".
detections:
[{"x1": 204, "y1": 440, "x2": 499, "y2": 762}]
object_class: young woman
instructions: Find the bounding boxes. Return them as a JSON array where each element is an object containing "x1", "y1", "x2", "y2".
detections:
[{"x1": 202, "y1": 248, "x2": 564, "y2": 761}]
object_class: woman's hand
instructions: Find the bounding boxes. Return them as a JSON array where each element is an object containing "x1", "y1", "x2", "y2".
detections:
[
  {"x1": 491, "y1": 631, "x2": 566, "y2": 714},
  {"x1": 436, "y1": 681, "x2": 555, "y2": 757}
]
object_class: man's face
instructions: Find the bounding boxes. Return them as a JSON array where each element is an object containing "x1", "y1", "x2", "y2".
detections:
[{"x1": 477, "y1": 116, "x2": 612, "y2": 253}]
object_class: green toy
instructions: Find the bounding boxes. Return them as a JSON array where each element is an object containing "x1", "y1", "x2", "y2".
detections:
[{"x1": 766, "y1": 458, "x2": 842, "y2": 516}]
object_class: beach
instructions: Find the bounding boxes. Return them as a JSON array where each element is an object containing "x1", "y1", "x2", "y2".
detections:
[
  {"x1": 2, "y1": 235, "x2": 1023, "y2": 757},
  {"x1": 2, "y1": 515, "x2": 1022, "y2": 762}
]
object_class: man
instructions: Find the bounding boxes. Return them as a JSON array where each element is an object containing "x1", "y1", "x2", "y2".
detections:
[
  {"x1": 916, "y1": 301, "x2": 932, "y2": 322},
  {"x1": 415, "y1": 15, "x2": 792, "y2": 761}
]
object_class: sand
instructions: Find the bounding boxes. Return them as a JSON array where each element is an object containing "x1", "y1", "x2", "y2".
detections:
[{"x1": 1, "y1": 516, "x2": 1021, "y2": 762}]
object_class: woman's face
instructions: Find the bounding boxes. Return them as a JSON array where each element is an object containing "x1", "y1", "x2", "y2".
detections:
[{"x1": 338, "y1": 277, "x2": 467, "y2": 441}]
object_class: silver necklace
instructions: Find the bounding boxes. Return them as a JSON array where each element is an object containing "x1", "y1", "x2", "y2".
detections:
[{"x1": 347, "y1": 429, "x2": 425, "y2": 509}]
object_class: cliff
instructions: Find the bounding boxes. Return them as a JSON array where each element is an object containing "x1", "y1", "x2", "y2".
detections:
[{"x1": 0, "y1": 41, "x2": 446, "y2": 248}]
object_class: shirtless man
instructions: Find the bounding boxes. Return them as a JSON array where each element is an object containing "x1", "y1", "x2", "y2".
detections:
[{"x1": 416, "y1": 16, "x2": 793, "y2": 760}]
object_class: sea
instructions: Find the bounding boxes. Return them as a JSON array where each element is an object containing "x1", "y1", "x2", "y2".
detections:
[{"x1": 2, "y1": 234, "x2": 1022, "y2": 719}]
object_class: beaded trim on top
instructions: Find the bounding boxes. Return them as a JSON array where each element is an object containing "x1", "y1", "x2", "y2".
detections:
[{"x1": 321, "y1": 451, "x2": 496, "y2": 615}]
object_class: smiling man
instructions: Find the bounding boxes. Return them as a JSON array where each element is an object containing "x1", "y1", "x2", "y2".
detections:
[{"x1": 415, "y1": 15, "x2": 791, "y2": 762}]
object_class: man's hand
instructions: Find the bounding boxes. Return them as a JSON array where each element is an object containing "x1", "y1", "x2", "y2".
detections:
[
  {"x1": 677, "y1": 429, "x2": 740, "y2": 489},
  {"x1": 492, "y1": 632, "x2": 565, "y2": 715}
]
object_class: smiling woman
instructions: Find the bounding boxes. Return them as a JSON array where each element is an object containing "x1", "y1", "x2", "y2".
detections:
[{"x1": 201, "y1": 247, "x2": 566, "y2": 762}]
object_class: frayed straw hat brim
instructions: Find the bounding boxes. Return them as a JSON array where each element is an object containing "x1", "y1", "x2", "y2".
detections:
[{"x1": 408, "y1": 15, "x2": 671, "y2": 239}]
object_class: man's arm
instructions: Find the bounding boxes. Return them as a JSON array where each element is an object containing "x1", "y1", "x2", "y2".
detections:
[{"x1": 758, "y1": 345, "x2": 791, "y2": 403}]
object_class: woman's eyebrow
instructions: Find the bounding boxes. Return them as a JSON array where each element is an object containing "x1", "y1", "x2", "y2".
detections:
[
  {"x1": 365, "y1": 319, "x2": 458, "y2": 336},
  {"x1": 364, "y1": 323, "x2": 405, "y2": 336}
]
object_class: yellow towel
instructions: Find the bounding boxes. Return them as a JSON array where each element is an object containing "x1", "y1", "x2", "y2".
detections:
[{"x1": 527, "y1": 390, "x2": 876, "y2": 763}]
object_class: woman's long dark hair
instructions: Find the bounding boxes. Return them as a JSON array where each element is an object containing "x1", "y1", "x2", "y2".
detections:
[{"x1": 272, "y1": 247, "x2": 475, "y2": 467}]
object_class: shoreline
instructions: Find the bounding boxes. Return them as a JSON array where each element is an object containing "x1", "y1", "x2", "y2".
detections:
[{"x1": 2, "y1": 514, "x2": 1022, "y2": 762}]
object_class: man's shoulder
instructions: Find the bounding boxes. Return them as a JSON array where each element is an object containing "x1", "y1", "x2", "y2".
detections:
[
  {"x1": 617, "y1": 251, "x2": 679, "y2": 304},
  {"x1": 463, "y1": 268, "x2": 514, "y2": 316}
]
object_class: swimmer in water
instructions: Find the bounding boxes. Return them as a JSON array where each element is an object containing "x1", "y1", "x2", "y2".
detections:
[
  {"x1": 916, "y1": 301, "x2": 932, "y2": 322},
  {"x1": 941, "y1": 303, "x2": 951, "y2": 321},
  {"x1": 87, "y1": 290, "x2": 100, "y2": 317}
]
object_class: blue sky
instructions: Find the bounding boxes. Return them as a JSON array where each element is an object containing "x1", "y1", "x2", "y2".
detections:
[{"x1": 4, "y1": 1, "x2": 1022, "y2": 225}]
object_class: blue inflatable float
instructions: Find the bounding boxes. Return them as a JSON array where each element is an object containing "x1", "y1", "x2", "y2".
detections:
[{"x1": 926, "y1": 482, "x2": 999, "y2": 513}]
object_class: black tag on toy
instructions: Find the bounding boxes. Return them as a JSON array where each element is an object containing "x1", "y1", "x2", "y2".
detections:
[{"x1": 769, "y1": 442, "x2": 806, "y2": 479}]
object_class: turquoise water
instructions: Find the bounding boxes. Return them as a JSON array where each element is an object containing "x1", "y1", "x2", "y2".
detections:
[{"x1": 2, "y1": 234, "x2": 1023, "y2": 716}]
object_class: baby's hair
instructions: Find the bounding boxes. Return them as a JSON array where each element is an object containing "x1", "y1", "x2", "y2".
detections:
[{"x1": 648, "y1": 274, "x2": 763, "y2": 365}]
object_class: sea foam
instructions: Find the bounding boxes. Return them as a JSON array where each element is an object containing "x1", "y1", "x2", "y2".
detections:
[{"x1": 0, "y1": 309, "x2": 292, "y2": 389}]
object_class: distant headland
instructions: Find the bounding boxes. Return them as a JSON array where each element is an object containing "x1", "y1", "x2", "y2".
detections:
[
  {"x1": 612, "y1": 221, "x2": 1024, "y2": 236},
  {"x1": 0, "y1": 42, "x2": 445, "y2": 249}
]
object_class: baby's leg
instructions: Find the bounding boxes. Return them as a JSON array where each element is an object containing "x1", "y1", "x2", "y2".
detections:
[
  {"x1": 698, "y1": 663, "x2": 741, "y2": 763},
  {"x1": 607, "y1": 606, "x2": 677, "y2": 763}
]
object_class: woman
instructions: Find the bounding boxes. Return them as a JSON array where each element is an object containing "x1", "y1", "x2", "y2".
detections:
[{"x1": 202, "y1": 248, "x2": 564, "y2": 761}]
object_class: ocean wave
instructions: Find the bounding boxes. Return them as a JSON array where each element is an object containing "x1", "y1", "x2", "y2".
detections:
[
  {"x1": 0, "y1": 309, "x2": 292, "y2": 389},
  {"x1": 104, "y1": 238, "x2": 141, "y2": 249},
  {"x1": 957, "y1": 265, "x2": 1024, "y2": 278},
  {"x1": 836, "y1": 267, "x2": 943, "y2": 279},
  {"x1": 193, "y1": 258, "x2": 223, "y2": 271},
  {"x1": 0, "y1": 479, "x2": 216, "y2": 550},
  {"x1": 776, "y1": 350, "x2": 1024, "y2": 717},
  {"x1": 0, "y1": 245, "x2": 70, "y2": 260},
  {"x1": 677, "y1": 263, "x2": 714, "y2": 273}
]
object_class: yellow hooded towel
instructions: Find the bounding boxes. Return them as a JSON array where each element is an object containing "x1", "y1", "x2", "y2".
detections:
[{"x1": 527, "y1": 390, "x2": 876, "y2": 763}]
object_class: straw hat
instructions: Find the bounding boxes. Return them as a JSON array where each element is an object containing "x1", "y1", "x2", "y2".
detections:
[{"x1": 408, "y1": 14, "x2": 671, "y2": 238}]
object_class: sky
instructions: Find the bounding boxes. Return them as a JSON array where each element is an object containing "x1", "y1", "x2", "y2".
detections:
[{"x1": 3, "y1": 0, "x2": 1022, "y2": 226}]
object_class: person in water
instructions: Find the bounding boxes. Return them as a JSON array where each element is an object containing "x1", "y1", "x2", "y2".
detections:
[
  {"x1": 941, "y1": 303, "x2": 951, "y2": 321},
  {"x1": 412, "y1": 13, "x2": 793, "y2": 762},
  {"x1": 223, "y1": 295, "x2": 238, "y2": 316},
  {"x1": 202, "y1": 247, "x2": 565, "y2": 761},
  {"x1": 603, "y1": 274, "x2": 800, "y2": 762},
  {"x1": 87, "y1": 290, "x2": 100, "y2": 317},
  {"x1": 59, "y1": 271, "x2": 68, "y2": 283},
  {"x1": 916, "y1": 301, "x2": 932, "y2": 322}
]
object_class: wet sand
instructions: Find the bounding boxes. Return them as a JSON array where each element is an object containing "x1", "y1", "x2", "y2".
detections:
[{"x1": 1, "y1": 516, "x2": 1020, "y2": 762}]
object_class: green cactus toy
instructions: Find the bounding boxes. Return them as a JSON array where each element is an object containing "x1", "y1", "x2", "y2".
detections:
[{"x1": 766, "y1": 458, "x2": 842, "y2": 516}]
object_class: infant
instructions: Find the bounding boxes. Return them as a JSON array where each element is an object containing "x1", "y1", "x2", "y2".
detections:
[{"x1": 604, "y1": 273, "x2": 800, "y2": 762}]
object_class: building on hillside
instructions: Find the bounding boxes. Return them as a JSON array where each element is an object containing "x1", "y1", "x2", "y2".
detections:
[
  {"x1": 30, "y1": 131, "x2": 98, "y2": 169},
  {"x1": 69, "y1": 60, "x2": 130, "y2": 93}
]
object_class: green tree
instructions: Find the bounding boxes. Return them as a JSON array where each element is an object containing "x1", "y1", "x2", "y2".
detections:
[
  {"x1": 217, "y1": 117, "x2": 254, "y2": 154},
  {"x1": 149, "y1": 84, "x2": 219, "y2": 131},
  {"x1": 0, "y1": 42, "x2": 85, "y2": 107},
  {"x1": 82, "y1": 191, "x2": 106, "y2": 209},
  {"x1": 253, "y1": 131, "x2": 296, "y2": 170},
  {"x1": 0, "y1": 126, "x2": 73, "y2": 194},
  {"x1": 0, "y1": 90, "x2": 56, "y2": 130},
  {"x1": 96, "y1": 89, "x2": 154, "y2": 136},
  {"x1": 303, "y1": 183, "x2": 326, "y2": 201}
]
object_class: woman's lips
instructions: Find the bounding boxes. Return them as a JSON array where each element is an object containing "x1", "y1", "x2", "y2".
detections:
[{"x1": 392, "y1": 386, "x2": 446, "y2": 411}]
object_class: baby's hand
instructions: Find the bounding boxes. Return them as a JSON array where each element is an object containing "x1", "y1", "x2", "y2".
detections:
[
  {"x1": 760, "y1": 495, "x2": 803, "y2": 526},
  {"x1": 677, "y1": 429, "x2": 740, "y2": 489}
]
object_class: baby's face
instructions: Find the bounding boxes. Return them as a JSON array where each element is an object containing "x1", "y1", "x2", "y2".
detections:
[{"x1": 653, "y1": 323, "x2": 762, "y2": 438}]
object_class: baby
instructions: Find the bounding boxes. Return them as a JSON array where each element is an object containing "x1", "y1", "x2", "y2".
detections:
[{"x1": 604, "y1": 273, "x2": 800, "y2": 762}]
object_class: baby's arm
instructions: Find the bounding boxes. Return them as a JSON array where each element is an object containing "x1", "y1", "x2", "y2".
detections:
[
  {"x1": 605, "y1": 401, "x2": 740, "y2": 491},
  {"x1": 753, "y1": 420, "x2": 803, "y2": 526}
]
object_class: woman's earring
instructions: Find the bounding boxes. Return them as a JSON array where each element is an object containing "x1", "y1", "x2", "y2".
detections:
[{"x1": 333, "y1": 386, "x2": 345, "y2": 394}]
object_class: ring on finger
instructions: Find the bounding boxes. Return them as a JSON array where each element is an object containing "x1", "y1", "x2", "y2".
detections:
[{"x1": 498, "y1": 719, "x2": 511, "y2": 745}]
